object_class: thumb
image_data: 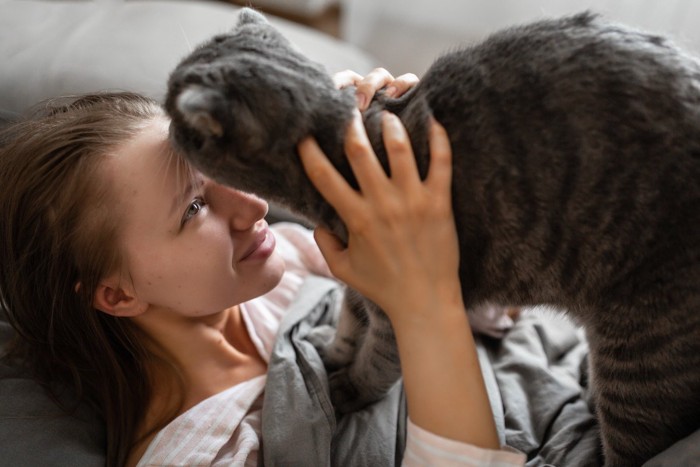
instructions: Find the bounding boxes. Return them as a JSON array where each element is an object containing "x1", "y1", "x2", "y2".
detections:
[{"x1": 313, "y1": 226, "x2": 347, "y2": 277}]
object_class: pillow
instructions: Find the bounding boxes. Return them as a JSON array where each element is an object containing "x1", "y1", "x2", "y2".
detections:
[{"x1": 0, "y1": 308, "x2": 106, "y2": 465}]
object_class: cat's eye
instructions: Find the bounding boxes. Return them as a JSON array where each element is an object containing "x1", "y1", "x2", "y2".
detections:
[{"x1": 181, "y1": 197, "x2": 207, "y2": 226}]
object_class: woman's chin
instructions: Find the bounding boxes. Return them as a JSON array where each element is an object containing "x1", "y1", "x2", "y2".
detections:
[{"x1": 244, "y1": 251, "x2": 286, "y2": 301}]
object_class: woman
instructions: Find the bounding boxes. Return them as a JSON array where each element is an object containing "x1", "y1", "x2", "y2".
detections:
[{"x1": 0, "y1": 70, "x2": 524, "y2": 466}]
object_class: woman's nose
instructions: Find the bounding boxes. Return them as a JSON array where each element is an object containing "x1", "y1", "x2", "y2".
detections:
[{"x1": 211, "y1": 184, "x2": 268, "y2": 231}]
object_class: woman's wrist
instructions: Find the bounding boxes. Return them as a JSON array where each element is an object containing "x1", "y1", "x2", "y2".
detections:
[
  {"x1": 391, "y1": 296, "x2": 500, "y2": 449},
  {"x1": 381, "y1": 279, "x2": 465, "y2": 329}
]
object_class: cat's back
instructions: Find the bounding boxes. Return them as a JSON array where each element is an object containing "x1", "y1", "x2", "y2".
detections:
[
  {"x1": 418, "y1": 11, "x2": 700, "y2": 221},
  {"x1": 421, "y1": 12, "x2": 700, "y2": 153},
  {"x1": 405, "y1": 12, "x2": 699, "y2": 307}
]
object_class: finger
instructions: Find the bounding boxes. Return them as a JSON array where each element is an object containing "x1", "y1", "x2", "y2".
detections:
[
  {"x1": 313, "y1": 227, "x2": 349, "y2": 278},
  {"x1": 355, "y1": 67, "x2": 394, "y2": 110},
  {"x1": 344, "y1": 110, "x2": 389, "y2": 195},
  {"x1": 332, "y1": 69, "x2": 363, "y2": 89},
  {"x1": 384, "y1": 73, "x2": 420, "y2": 98},
  {"x1": 382, "y1": 111, "x2": 421, "y2": 189},
  {"x1": 298, "y1": 136, "x2": 363, "y2": 217},
  {"x1": 425, "y1": 117, "x2": 453, "y2": 194}
]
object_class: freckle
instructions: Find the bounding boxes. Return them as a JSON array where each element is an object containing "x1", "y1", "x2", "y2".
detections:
[{"x1": 147, "y1": 281, "x2": 152, "y2": 285}]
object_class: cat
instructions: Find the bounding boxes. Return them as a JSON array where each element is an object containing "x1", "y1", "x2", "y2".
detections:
[{"x1": 165, "y1": 8, "x2": 700, "y2": 466}]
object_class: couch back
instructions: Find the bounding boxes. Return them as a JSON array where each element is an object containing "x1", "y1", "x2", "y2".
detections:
[{"x1": 0, "y1": 0, "x2": 375, "y2": 114}]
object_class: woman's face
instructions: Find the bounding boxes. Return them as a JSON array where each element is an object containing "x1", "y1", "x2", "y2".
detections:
[{"x1": 104, "y1": 117, "x2": 285, "y2": 317}]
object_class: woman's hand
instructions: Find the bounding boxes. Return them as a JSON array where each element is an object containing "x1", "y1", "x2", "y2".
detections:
[
  {"x1": 298, "y1": 112, "x2": 499, "y2": 450},
  {"x1": 298, "y1": 110, "x2": 460, "y2": 322},
  {"x1": 333, "y1": 68, "x2": 419, "y2": 110}
]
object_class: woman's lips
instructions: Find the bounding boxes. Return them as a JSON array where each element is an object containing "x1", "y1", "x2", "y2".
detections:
[{"x1": 239, "y1": 224, "x2": 276, "y2": 262}]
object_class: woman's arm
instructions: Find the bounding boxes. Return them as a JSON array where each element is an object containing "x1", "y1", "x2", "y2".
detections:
[{"x1": 297, "y1": 110, "x2": 499, "y2": 449}]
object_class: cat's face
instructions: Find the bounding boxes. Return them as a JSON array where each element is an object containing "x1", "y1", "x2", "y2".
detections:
[{"x1": 165, "y1": 8, "x2": 335, "y2": 189}]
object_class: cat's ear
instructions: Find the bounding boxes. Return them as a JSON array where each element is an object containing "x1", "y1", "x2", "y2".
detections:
[
  {"x1": 237, "y1": 8, "x2": 269, "y2": 26},
  {"x1": 176, "y1": 84, "x2": 268, "y2": 152},
  {"x1": 176, "y1": 86, "x2": 225, "y2": 138}
]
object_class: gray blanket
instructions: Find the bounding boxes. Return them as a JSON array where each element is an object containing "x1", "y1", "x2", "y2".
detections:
[
  {"x1": 260, "y1": 276, "x2": 700, "y2": 466},
  {"x1": 261, "y1": 276, "x2": 408, "y2": 466}
]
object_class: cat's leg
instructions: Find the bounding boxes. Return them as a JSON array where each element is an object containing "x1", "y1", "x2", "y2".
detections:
[
  {"x1": 308, "y1": 291, "x2": 366, "y2": 370},
  {"x1": 587, "y1": 308, "x2": 700, "y2": 467},
  {"x1": 328, "y1": 298, "x2": 402, "y2": 413}
]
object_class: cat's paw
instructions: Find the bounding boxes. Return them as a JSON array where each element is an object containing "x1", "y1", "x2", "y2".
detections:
[
  {"x1": 307, "y1": 324, "x2": 336, "y2": 350},
  {"x1": 328, "y1": 367, "x2": 395, "y2": 414},
  {"x1": 328, "y1": 367, "x2": 373, "y2": 414},
  {"x1": 307, "y1": 324, "x2": 356, "y2": 371}
]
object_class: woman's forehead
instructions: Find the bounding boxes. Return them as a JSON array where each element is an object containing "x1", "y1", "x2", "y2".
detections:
[{"x1": 106, "y1": 118, "x2": 195, "y2": 210}]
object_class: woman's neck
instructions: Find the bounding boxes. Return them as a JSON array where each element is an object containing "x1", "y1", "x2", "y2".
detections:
[
  {"x1": 125, "y1": 305, "x2": 266, "y2": 466},
  {"x1": 139, "y1": 304, "x2": 266, "y2": 407}
]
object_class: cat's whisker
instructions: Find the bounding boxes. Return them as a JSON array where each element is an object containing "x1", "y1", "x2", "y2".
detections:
[{"x1": 178, "y1": 23, "x2": 193, "y2": 53}]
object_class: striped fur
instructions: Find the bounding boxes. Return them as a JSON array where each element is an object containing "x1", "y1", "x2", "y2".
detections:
[{"x1": 165, "y1": 9, "x2": 700, "y2": 465}]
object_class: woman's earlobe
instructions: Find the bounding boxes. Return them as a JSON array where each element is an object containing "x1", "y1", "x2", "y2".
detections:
[{"x1": 93, "y1": 282, "x2": 148, "y2": 317}]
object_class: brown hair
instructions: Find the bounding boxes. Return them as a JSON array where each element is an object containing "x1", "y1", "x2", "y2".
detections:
[{"x1": 0, "y1": 92, "x2": 179, "y2": 466}]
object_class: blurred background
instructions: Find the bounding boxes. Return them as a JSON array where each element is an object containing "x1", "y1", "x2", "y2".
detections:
[
  {"x1": 239, "y1": 0, "x2": 700, "y2": 76},
  {"x1": 3, "y1": 0, "x2": 700, "y2": 115}
]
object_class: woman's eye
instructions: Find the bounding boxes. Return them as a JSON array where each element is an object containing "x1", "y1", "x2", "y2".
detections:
[{"x1": 181, "y1": 197, "x2": 206, "y2": 226}]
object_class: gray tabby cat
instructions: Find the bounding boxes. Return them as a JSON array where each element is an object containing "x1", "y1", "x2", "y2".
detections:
[{"x1": 165, "y1": 8, "x2": 699, "y2": 466}]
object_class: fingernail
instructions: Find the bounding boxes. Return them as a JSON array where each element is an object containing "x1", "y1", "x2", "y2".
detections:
[
  {"x1": 356, "y1": 93, "x2": 367, "y2": 109},
  {"x1": 384, "y1": 86, "x2": 398, "y2": 98}
]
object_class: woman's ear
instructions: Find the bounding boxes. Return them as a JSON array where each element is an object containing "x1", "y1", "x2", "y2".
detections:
[{"x1": 92, "y1": 275, "x2": 148, "y2": 317}]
